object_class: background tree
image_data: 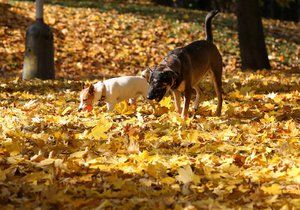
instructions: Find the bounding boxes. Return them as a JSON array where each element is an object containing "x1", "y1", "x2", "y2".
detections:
[
  {"x1": 22, "y1": 0, "x2": 55, "y2": 80},
  {"x1": 153, "y1": 0, "x2": 299, "y2": 21},
  {"x1": 237, "y1": 0, "x2": 271, "y2": 70}
]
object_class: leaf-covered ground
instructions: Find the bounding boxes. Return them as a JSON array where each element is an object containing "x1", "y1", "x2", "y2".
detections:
[{"x1": 0, "y1": 1, "x2": 300, "y2": 209}]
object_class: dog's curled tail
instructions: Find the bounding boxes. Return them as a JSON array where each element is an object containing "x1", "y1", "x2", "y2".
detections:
[{"x1": 205, "y1": 10, "x2": 219, "y2": 43}]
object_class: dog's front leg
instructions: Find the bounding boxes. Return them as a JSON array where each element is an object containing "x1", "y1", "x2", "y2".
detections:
[
  {"x1": 128, "y1": 98, "x2": 135, "y2": 105},
  {"x1": 181, "y1": 88, "x2": 191, "y2": 119},
  {"x1": 193, "y1": 85, "x2": 202, "y2": 111},
  {"x1": 106, "y1": 103, "x2": 115, "y2": 112},
  {"x1": 172, "y1": 90, "x2": 181, "y2": 114}
]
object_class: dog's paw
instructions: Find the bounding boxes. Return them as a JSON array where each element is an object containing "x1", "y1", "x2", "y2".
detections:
[{"x1": 128, "y1": 98, "x2": 136, "y2": 105}]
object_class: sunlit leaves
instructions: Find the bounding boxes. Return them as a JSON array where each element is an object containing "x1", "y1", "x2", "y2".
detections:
[
  {"x1": 261, "y1": 184, "x2": 282, "y2": 195},
  {"x1": 0, "y1": 0, "x2": 299, "y2": 209},
  {"x1": 88, "y1": 116, "x2": 113, "y2": 139},
  {"x1": 175, "y1": 165, "x2": 200, "y2": 185}
]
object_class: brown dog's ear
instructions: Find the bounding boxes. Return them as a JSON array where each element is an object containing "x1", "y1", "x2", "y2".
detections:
[
  {"x1": 88, "y1": 84, "x2": 95, "y2": 94},
  {"x1": 159, "y1": 70, "x2": 177, "y2": 85}
]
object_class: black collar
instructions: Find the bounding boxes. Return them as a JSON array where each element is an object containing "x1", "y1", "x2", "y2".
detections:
[{"x1": 98, "y1": 84, "x2": 106, "y2": 103}]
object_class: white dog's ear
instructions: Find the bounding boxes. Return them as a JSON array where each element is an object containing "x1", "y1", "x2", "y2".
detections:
[
  {"x1": 88, "y1": 84, "x2": 95, "y2": 94},
  {"x1": 81, "y1": 82, "x2": 86, "y2": 89},
  {"x1": 141, "y1": 67, "x2": 152, "y2": 82}
]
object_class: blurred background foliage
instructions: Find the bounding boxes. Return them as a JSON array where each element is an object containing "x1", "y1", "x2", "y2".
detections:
[
  {"x1": 152, "y1": 0, "x2": 299, "y2": 22},
  {"x1": 45, "y1": 0, "x2": 300, "y2": 22},
  {"x1": 16, "y1": 0, "x2": 299, "y2": 21}
]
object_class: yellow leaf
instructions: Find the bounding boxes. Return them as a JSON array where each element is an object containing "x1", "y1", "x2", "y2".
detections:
[
  {"x1": 161, "y1": 177, "x2": 176, "y2": 185},
  {"x1": 261, "y1": 184, "x2": 282, "y2": 195},
  {"x1": 127, "y1": 138, "x2": 140, "y2": 154},
  {"x1": 260, "y1": 114, "x2": 276, "y2": 124},
  {"x1": 2, "y1": 139, "x2": 22, "y2": 156},
  {"x1": 146, "y1": 162, "x2": 167, "y2": 179},
  {"x1": 96, "y1": 200, "x2": 112, "y2": 209},
  {"x1": 159, "y1": 96, "x2": 172, "y2": 109},
  {"x1": 274, "y1": 95, "x2": 283, "y2": 103},
  {"x1": 175, "y1": 165, "x2": 200, "y2": 185},
  {"x1": 61, "y1": 106, "x2": 73, "y2": 115},
  {"x1": 288, "y1": 167, "x2": 300, "y2": 184},
  {"x1": 264, "y1": 103, "x2": 275, "y2": 109},
  {"x1": 114, "y1": 101, "x2": 135, "y2": 115},
  {"x1": 0, "y1": 170, "x2": 7, "y2": 182},
  {"x1": 88, "y1": 116, "x2": 113, "y2": 139},
  {"x1": 154, "y1": 106, "x2": 169, "y2": 116},
  {"x1": 37, "y1": 158, "x2": 55, "y2": 167},
  {"x1": 139, "y1": 178, "x2": 152, "y2": 187},
  {"x1": 23, "y1": 171, "x2": 52, "y2": 184}
]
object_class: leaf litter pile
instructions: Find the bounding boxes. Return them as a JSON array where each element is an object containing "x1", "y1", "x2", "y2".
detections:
[{"x1": 0, "y1": 1, "x2": 300, "y2": 209}]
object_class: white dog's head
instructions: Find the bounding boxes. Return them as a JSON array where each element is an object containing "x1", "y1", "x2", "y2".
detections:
[{"x1": 78, "y1": 82, "x2": 105, "y2": 112}]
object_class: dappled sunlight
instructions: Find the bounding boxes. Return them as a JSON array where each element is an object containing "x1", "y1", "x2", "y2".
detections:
[
  {"x1": 0, "y1": 68, "x2": 299, "y2": 208},
  {"x1": 0, "y1": 0, "x2": 299, "y2": 209}
]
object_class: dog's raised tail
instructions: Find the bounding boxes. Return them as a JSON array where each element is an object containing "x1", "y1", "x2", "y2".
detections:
[{"x1": 205, "y1": 10, "x2": 218, "y2": 43}]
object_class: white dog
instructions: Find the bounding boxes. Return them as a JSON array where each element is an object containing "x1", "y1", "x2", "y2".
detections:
[{"x1": 78, "y1": 76, "x2": 149, "y2": 112}]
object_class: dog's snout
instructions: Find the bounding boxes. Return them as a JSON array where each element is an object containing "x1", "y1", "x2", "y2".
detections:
[{"x1": 147, "y1": 93, "x2": 155, "y2": 100}]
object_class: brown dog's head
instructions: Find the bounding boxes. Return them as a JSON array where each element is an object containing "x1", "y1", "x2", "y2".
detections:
[
  {"x1": 147, "y1": 65, "x2": 177, "y2": 102},
  {"x1": 78, "y1": 84, "x2": 95, "y2": 112}
]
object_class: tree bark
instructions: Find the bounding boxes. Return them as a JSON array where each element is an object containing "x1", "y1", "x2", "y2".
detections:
[{"x1": 237, "y1": 0, "x2": 271, "y2": 70}]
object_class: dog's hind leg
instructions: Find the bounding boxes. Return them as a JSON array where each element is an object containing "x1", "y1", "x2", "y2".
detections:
[
  {"x1": 106, "y1": 103, "x2": 115, "y2": 112},
  {"x1": 211, "y1": 67, "x2": 223, "y2": 116},
  {"x1": 172, "y1": 90, "x2": 181, "y2": 114}
]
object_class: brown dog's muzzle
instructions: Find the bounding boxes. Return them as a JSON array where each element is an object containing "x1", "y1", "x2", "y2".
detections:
[{"x1": 147, "y1": 86, "x2": 167, "y2": 102}]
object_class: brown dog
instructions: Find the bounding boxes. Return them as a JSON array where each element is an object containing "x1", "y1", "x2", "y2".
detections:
[{"x1": 147, "y1": 10, "x2": 222, "y2": 119}]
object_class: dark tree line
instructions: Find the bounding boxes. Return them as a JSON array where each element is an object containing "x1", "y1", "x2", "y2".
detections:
[{"x1": 154, "y1": 0, "x2": 299, "y2": 22}]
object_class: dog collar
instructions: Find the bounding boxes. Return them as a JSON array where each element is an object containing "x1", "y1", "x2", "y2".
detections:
[{"x1": 99, "y1": 84, "x2": 106, "y2": 102}]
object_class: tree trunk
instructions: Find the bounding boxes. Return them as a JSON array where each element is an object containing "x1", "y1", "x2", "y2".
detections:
[
  {"x1": 36, "y1": 0, "x2": 44, "y2": 20},
  {"x1": 237, "y1": 0, "x2": 271, "y2": 70},
  {"x1": 22, "y1": 0, "x2": 55, "y2": 80}
]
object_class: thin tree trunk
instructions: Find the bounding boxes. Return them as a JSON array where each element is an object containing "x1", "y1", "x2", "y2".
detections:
[
  {"x1": 36, "y1": 0, "x2": 44, "y2": 20},
  {"x1": 237, "y1": 0, "x2": 271, "y2": 70}
]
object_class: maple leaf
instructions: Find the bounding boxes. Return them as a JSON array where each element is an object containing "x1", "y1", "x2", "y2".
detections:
[
  {"x1": 146, "y1": 162, "x2": 167, "y2": 179},
  {"x1": 159, "y1": 96, "x2": 173, "y2": 109},
  {"x1": 175, "y1": 165, "x2": 200, "y2": 185},
  {"x1": 61, "y1": 106, "x2": 73, "y2": 115},
  {"x1": 88, "y1": 116, "x2": 113, "y2": 139},
  {"x1": 261, "y1": 184, "x2": 282, "y2": 195}
]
